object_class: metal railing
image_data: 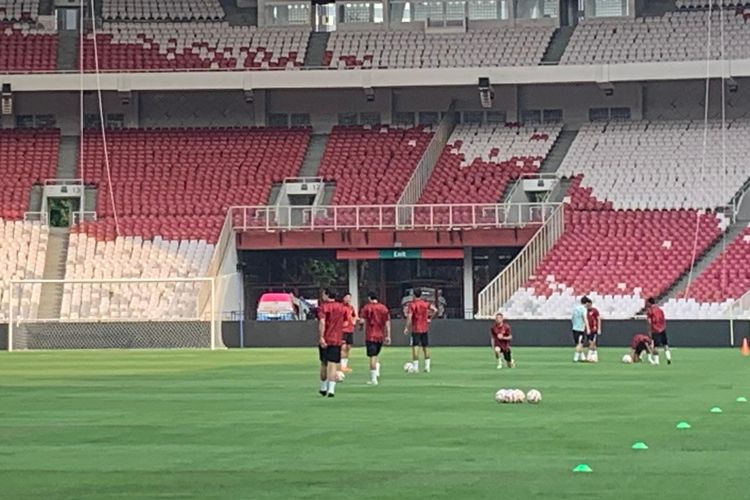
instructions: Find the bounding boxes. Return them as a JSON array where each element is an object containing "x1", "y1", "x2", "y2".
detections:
[
  {"x1": 476, "y1": 203, "x2": 566, "y2": 318},
  {"x1": 396, "y1": 101, "x2": 457, "y2": 220},
  {"x1": 230, "y1": 202, "x2": 559, "y2": 232}
]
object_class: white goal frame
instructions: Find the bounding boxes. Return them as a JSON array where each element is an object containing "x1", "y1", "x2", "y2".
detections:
[{"x1": 8, "y1": 277, "x2": 221, "y2": 351}]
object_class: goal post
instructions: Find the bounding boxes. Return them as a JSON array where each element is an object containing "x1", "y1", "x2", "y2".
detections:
[{"x1": 7, "y1": 277, "x2": 224, "y2": 351}]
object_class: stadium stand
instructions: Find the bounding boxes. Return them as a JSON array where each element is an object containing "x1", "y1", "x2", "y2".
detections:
[
  {"x1": 324, "y1": 28, "x2": 554, "y2": 69},
  {"x1": 318, "y1": 125, "x2": 433, "y2": 206},
  {"x1": 78, "y1": 127, "x2": 310, "y2": 241},
  {"x1": 82, "y1": 23, "x2": 308, "y2": 70},
  {"x1": 102, "y1": 0, "x2": 224, "y2": 21},
  {"x1": 562, "y1": 9, "x2": 750, "y2": 65},
  {"x1": 419, "y1": 123, "x2": 561, "y2": 205},
  {"x1": 61, "y1": 233, "x2": 213, "y2": 320},
  {"x1": 0, "y1": 0, "x2": 38, "y2": 21},
  {"x1": 0, "y1": 129, "x2": 59, "y2": 219},
  {"x1": 0, "y1": 219, "x2": 47, "y2": 321},
  {"x1": 557, "y1": 120, "x2": 749, "y2": 211},
  {"x1": 0, "y1": 24, "x2": 57, "y2": 72},
  {"x1": 664, "y1": 225, "x2": 750, "y2": 318},
  {"x1": 504, "y1": 177, "x2": 727, "y2": 318}
]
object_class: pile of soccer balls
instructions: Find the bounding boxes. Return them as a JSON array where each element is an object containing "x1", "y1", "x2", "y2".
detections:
[{"x1": 495, "y1": 388, "x2": 542, "y2": 404}]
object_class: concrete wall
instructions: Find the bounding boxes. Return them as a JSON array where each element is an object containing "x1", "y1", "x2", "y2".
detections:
[{"x1": 222, "y1": 319, "x2": 750, "y2": 348}]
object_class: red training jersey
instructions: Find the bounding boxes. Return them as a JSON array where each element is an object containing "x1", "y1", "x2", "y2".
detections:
[
  {"x1": 407, "y1": 299, "x2": 430, "y2": 334},
  {"x1": 359, "y1": 302, "x2": 390, "y2": 342},
  {"x1": 587, "y1": 308, "x2": 601, "y2": 333},
  {"x1": 647, "y1": 305, "x2": 666, "y2": 333},
  {"x1": 318, "y1": 300, "x2": 347, "y2": 346},
  {"x1": 631, "y1": 334, "x2": 652, "y2": 350},
  {"x1": 491, "y1": 323, "x2": 512, "y2": 348},
  {"x1": 342, "y1": 303, "x2": 356, "y2": 333}
]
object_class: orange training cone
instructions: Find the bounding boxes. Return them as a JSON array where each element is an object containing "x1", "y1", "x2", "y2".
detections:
[{"x1": 741, "y1": 338, "x2": 750, "y2": 357}]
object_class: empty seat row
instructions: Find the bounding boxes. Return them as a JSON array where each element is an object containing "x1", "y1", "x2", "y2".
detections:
[
  {"x1": 102, "y1": 0, "x2": 224, "y2": 20},
  {"x1": 0, "y1": 0, "x2": 38, "y2": 21},
  {"x1": 0, "y1": 25, "x2": 57, "y2": 72},
  {"x1": 0, "y1": 219, "x2": 47, "y2": 321}
]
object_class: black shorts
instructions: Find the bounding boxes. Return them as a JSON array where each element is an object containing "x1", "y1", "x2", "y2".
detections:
[
  {"x1": 366, "y1": 341, "x2": 383, "y2": 357},
  {"x1": 587, "y1": 332, "x2": 599, "y2": 343},
  {"x1": 319, "y1": 345, "x2": 342, "y2": 364},
  {"x1": 572, "y1": 330, "x2": 585, "y2": 345},
  {"x1": 635, "y1": 341, "x2": 649, "y2": 355},
  {"x1": 343, "y1": 333, "x2": 354, "y2": 345},
  {"x1": 652, "y1": 331, "x2": 669, "y2": 347},
  {"x1": 411, "y1": 333, "x2": 429, "y2": 347}
]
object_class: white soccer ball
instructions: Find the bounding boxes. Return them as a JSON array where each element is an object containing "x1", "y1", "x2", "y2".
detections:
[
  {"x1": 494, "y1": 389, "x2": 506, "y2": 403},
  {"x1": 336, "y1": 371, "x2": 346, "y2": 382},
  {"x1": 526, "y1": 389, "x2": 542, "y2": 404},
  {"x1": 403, "y1": 362, "x2": 418, "y2": 373},
  {"x1": 622, "y1": 354, "x2": 633, "y2": 364},
  {"x1": 514, "y1": 389, "x2": 526, "y2": 403}
]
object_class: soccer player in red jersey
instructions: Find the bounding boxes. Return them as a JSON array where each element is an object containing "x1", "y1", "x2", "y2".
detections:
[
  {"x1": 646, "y1": 297, "x2": 671, "y2": 365},
  {"x1": 404, "y1": 288, "x2": 437, "y2": 373},
  {"x1": 318, "y1": 288, "x2": 348, "y2": 397},
  {"x1": 359, "y1": 292, "x2": 391, "y2": 385},
  {"x1": 629, "y1": 333, "x2": 655, "y2": 364},
  {"x1": 583, "y1": 297, "x2": 602, "y2": 363},
  {"x1": 340, "y1": 293, "x2": 357, "y2": 373},
  {"x1": 490, "y1": 313, "x2": 514, "y2": 369}
]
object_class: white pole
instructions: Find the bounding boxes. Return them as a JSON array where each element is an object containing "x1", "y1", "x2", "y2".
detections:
[
  {"x1": 463, "y1": 247, "x2": 474, "y2": 319},
  {"x1": 8, "y1": 281, "x2": 14, "y2": 352},
  {"x1": 347, "y1": 260, "x2": 359, "y2": 310},
  {"x1": 210, "y1": 277, "x2": 217, "y2": 350}
]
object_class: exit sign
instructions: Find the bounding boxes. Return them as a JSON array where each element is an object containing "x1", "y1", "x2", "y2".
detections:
[{"x1": 379, "y1": 249, "x2": 421, "y2": 259}]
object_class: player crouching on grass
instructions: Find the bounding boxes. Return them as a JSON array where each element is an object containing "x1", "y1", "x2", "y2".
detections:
[
  {"x1": 318, "y1": 288, "x2": 348, "y2": 398},
  {"x1": 359, "y1": 292, "x2": 391, "y2": 385},
  {"x1": 490, "y1": 313, "x2": 514, "y2": 369},
  {"x1": 583, "y1": 297, "x2": 601, "y2": 363},
  {"x1": 628, "y1": 333, "x2": 656, "y2": 364},
  {"x1": 404, "y1": 288, "x2": 438, "y2": 373}
]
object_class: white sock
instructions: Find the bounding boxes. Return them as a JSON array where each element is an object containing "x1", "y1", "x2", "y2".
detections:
[
  {"x1": 665, "y1": 350, "x2": 672, "y2": 361},
  {"x1": 370, "y1": 369, "x2": 377, "y2": 383},
  {"x1": 320, "y1": 380, "x2": 327, "y2": 392},
  {"x1": 497, "y1": 358, "x2": 503, "y2": 366},
  {"x1": 413, "y1": 360, "x2": 419, "y2": 371},
  {"x1": 425, "y1": 359, "x2": 431, "y2": 371},
  {"x1": 653, "y1": 354, "x2": 660, "y2": 365},
  {"x1": 327, "y1": 381, "x2": 336, "y2": 394},
  {"x1": 574, "y1": 351, "x2": 581, "y2": 361},
  {"x1": 341, "y1": 358, "x2": 349, "y2": 369},
  {"x1": 376, "y1": 362, "x2": 381, "y2": 376}
]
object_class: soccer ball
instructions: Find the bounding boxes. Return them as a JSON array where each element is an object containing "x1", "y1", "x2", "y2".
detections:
[
  {"x1": 526, "y1": 389, "x2": 542, "y2": 404},
  {"x1": 403, "y1": 362, "x2": 417, "y2": 373},
  {"x1": 336, "y1": 371, "x2": 346, "y2": 382},
  {"x1": 513, "y1": 389, "x2": 526, "y2": 403},
  {"x1": 494, "y1": 389, "x2": 506, "y2": 403},
  {"x1": 622, "y1": 354, "x2": 633, "y2": 364}
]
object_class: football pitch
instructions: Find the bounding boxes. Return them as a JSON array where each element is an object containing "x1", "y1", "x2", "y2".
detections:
[{"x1": 0, "y1": 347, "x2": 747, "y2": 499}]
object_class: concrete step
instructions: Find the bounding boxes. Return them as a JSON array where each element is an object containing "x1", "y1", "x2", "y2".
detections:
[
  {"x1": 540, "y1": 129, "x2": 578, "y2": 174},
  {"x1": 541, "y1": 26, "x2": 574, "y2": 65},
  {"x1": 299, "y1": 134, "x2": 329, "y2": 177},
  {"x1": 84, "y1": 187, "x2": 97, "y2": 213},
  {"x1": 37, "y1": 227, "x2": 70, "y2": 320},
  {"x1": 304, "y1": 32, "x2": 330, "y2": 67},
  {"x1": 28, "y1": 185, "x2": 43, "y2": 213},
  {"x1": 57, "y1": 30, "x2": 79, "y2": 72},
  {"x1": 57, "y1": 136, "x2": 80, "y2": 180},
  {"x1": 321, "y1": 183, "x2": 335, "y2": 206},
  {"x1": 268, "y1": 184, "x2": 282, "y2": 205}
]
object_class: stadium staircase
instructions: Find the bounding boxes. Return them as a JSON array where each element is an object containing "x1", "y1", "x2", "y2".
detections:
[
  {"x1": 36, "y1": 227, "x2": 69, "y2": 321},
  {"x1": 305, "y1": 32, "x2": 330, "y2": 67},
  {"x1": 57, "y1": 30, "x2": 78, "y2": 71},
  {"x1": 28, "y1": 185, "x2": 43, "y2": 213},
  {"x1": 541, "y1": 26, "x2": 574, "y2": 65},
  {"x1": 57, "y1": 136, "x2": 79, "y2": 180},
  {"x1": 218, "y1": 0, "x2": 258, "y2": 26},
  {"x1": 539, "y1": 129, "x2": 577, "y2": 173},
  {"x1": 299, "y1": 134, "x2": 329, "y2": 177}
]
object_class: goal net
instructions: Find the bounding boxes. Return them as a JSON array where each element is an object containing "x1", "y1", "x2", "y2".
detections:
[{"x1": 7, "y1": 277, "x2": 224, "y2": 351}]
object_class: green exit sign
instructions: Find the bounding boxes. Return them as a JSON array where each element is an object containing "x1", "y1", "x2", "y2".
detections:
[{"x1": 378, "y1": 249, "x2": 421, "y2": 259}]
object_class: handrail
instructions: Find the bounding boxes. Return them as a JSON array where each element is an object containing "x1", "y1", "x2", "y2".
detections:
[
  {"x1": 230, "y1": 202, "x2": 559, "y2": 232},
  {"x1": 476, "y1": 203, "x2": 565, "y2": 318}
]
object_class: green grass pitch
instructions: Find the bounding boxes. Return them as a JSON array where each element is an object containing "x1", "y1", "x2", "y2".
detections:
[{"x1": 0, "y1": 347, "x2": 747, "y2": 499}]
